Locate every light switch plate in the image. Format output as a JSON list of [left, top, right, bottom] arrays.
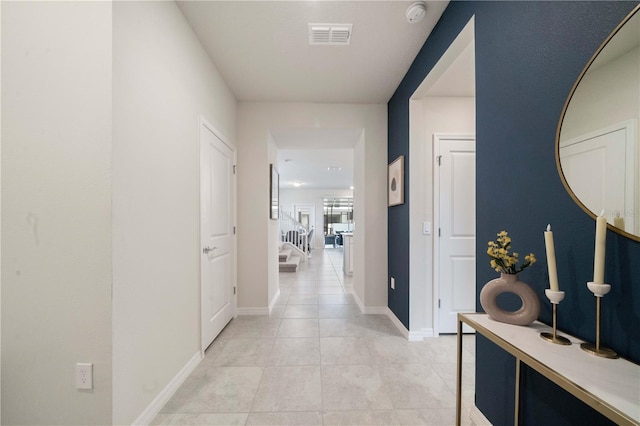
[[423, 222, 431, 235]]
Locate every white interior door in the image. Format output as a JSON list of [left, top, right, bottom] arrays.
[[200, 118, 235, 351], [294, 204, 314, 231], [560, 121, 636, 234], [435, 135, 476, 334]]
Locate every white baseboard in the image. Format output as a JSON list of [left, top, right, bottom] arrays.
[[407, 331, 423, 341], [385, 308, 409, 339], [344, 291, 436, 342], [362, 306, 388, 315], [470, 405, 492, 425], [268, 289, 281, 313], [348, 287, 365, 312], [350, 291, 401, 317], [422, 328, 435, 338], [408, 328, 435, 341], [236, 307, 269, 315], [132, 351, 202, 426], [349, 289, 387, 315]]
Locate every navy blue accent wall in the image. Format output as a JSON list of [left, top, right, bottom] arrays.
[[389, 1, 640, 424], [388, 1, 478, 330]]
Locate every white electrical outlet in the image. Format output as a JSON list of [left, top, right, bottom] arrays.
[[76, 363, 93, 390], [390, 277, 395, 290]]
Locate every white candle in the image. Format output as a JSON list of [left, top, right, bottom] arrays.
[[544, 224, 559, 291], [593, 210, 607, 284], [613, 211, 625, 230]]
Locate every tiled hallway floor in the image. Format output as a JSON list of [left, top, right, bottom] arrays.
[[153, 248, 476, 425]]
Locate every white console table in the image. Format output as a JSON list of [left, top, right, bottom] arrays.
[[456, 313, 640, 426]]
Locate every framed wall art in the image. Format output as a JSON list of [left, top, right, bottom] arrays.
[[270, 164, 279, 220], [388, 155, 404, 206]]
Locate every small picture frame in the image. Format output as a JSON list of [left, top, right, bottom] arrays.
[[388, 155, 404, 206], [270, 164, 279, 220]]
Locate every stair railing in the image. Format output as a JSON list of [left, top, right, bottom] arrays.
[[280, 211, 311, 256]]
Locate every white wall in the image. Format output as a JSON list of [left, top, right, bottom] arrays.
[[409, 97, 475, 334], [353, 134, 367, 304], [561, 47, 639, 141], [237, 103, 387, 310], [112, 2, 237, 424], [280, 188, 353, 250], [1, 2, 113, 424], [267, 134, 280, 309]]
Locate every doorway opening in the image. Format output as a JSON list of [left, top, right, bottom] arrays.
[[272, 131, 358, 253], [323, 197, 354, 248], [297, 207, 311, 229], [408, 17, 476, 338]]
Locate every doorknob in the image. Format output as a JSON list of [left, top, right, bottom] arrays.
[[203, 246, 217, 254]]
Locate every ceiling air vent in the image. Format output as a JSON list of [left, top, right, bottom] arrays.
[[308, 24, 352, 46]]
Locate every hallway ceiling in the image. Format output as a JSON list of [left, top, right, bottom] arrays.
[[273, 128, 361, 189], [178, 1, 457, 190], [177, 1, 449, 103], [278, 148, 354, 190]]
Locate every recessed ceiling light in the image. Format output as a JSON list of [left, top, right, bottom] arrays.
[[350, 186, 354, 190], [327, 166, 342, 172], [293, 182, 303, 187]]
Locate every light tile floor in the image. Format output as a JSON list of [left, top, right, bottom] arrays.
[[153, 248, 476, 425]]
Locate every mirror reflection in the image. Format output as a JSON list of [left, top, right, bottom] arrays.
[[558, 6, 640, 240]]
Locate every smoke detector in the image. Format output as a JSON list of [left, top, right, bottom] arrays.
[[308, 24, 352, 45], [406, 2, 427, 23]]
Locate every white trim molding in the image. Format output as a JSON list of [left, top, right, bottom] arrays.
[[408, 328, 435, 341], [385, 308, 409, 339], [421, 328, 435, 338], [362, 306, 389, 315], [349, 289, 388, 315], [408, 331, 423, 341], [351, 291, 408, 338], [470, 405, 492, 425], [348, 287, 364, 312], [268, 288, 281, 313], [236, 307, 270, 316], [132, 351, 202, 426]]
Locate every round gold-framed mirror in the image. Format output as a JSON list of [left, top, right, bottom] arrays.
[[557, 4, 640, 242]]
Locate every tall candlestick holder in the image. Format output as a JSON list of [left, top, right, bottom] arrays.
[[580, 282, 618, 359], [540, 289, 571, 345]]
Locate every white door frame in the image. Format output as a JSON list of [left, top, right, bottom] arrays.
[[294, 204, 315, 230], [432, 133, 475, 335], [198, 115, 237, 354], [294, 203, 315, 247]]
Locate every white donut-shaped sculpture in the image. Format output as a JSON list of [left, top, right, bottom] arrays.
[[480, 274, 541, 326]]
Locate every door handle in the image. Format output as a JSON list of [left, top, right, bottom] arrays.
[[203, 246, 217, 254]]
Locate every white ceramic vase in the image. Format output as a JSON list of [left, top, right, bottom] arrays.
[[480, 273, 540, 326]]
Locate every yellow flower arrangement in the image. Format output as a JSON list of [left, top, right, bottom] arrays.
[[487, 231, 536, 274]]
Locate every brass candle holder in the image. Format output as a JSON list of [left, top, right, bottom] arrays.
[[540, 289, 571, 345], [580, 282, 618, 359]]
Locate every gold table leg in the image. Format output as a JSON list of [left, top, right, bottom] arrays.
[[514, 358, 520, 426]]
